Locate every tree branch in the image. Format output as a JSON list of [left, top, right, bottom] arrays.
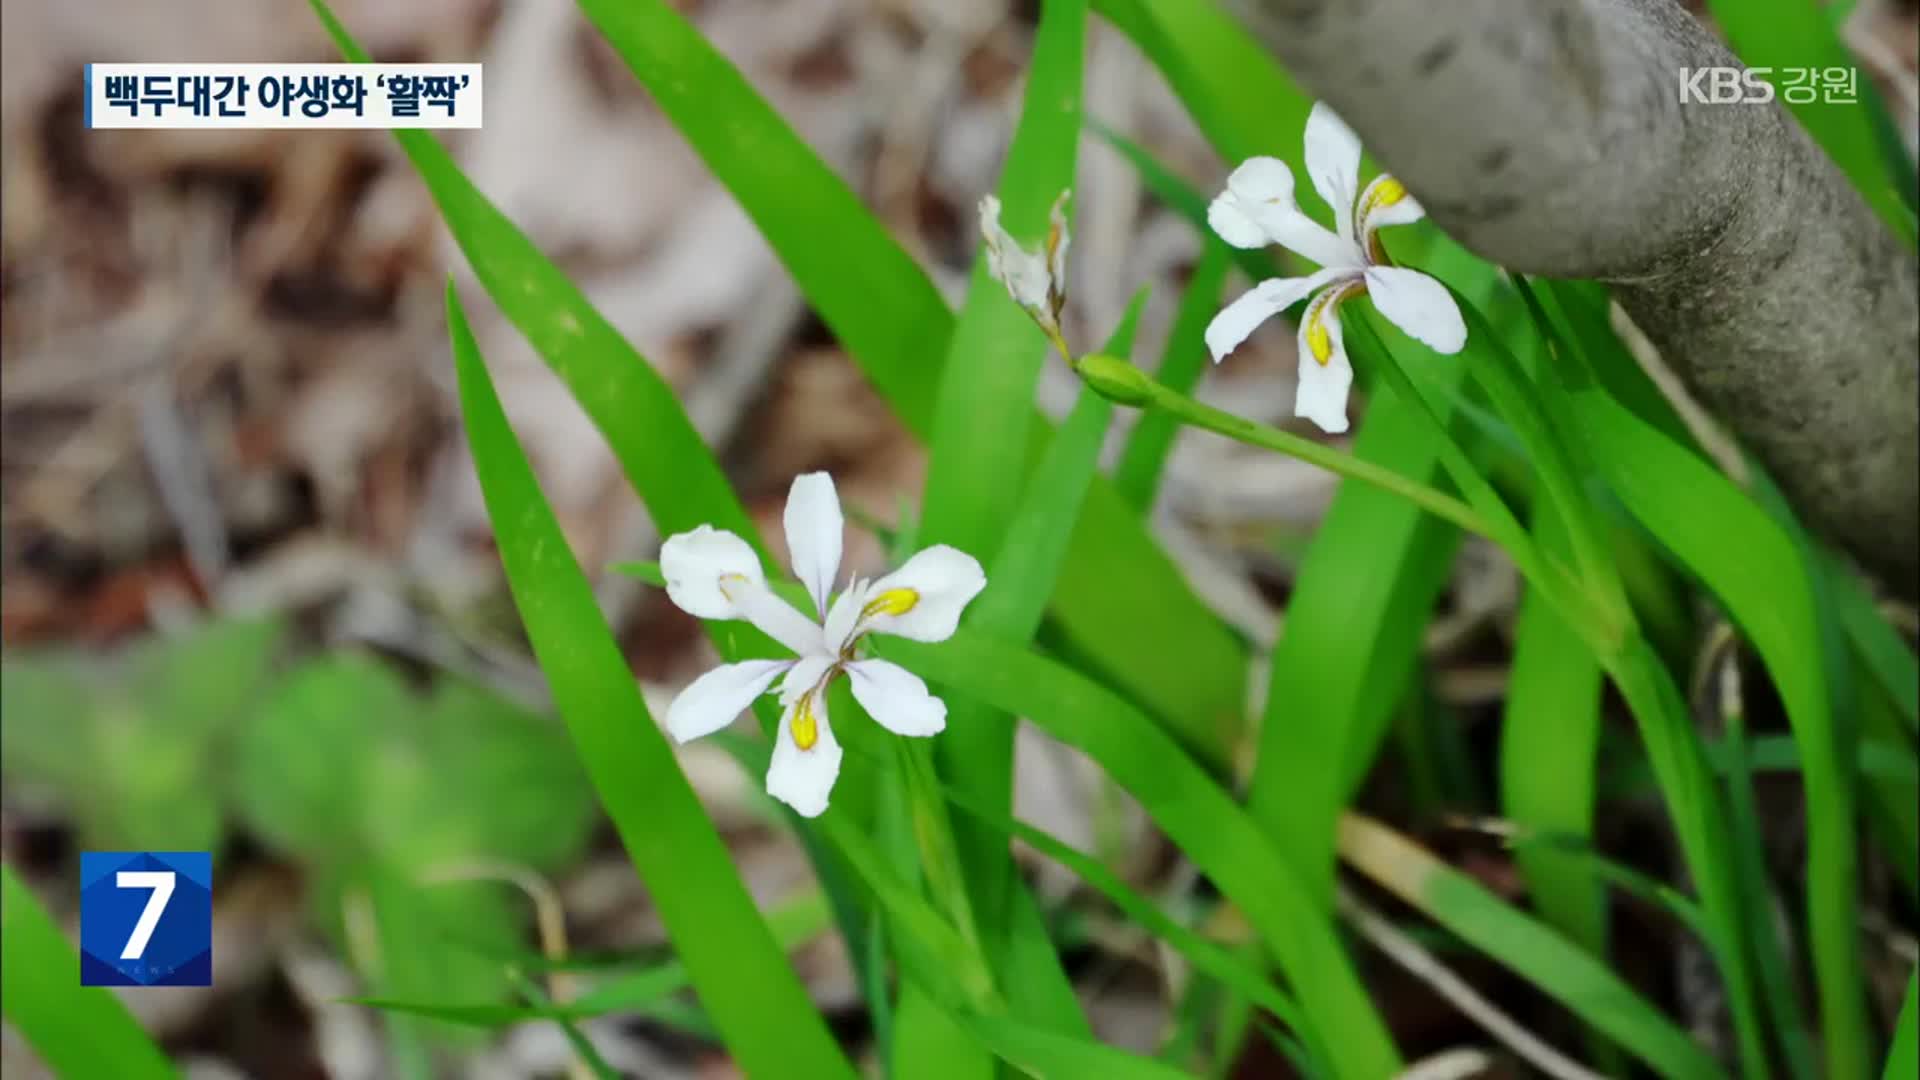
[[1231, 0, 1919, 593]]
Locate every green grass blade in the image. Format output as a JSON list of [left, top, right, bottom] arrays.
[[1244, 375, 1467, 910], [306, 0, 756, 551], [1503, 830, 1710, 939], [1836, 569, 1919, 734], [924, 292, 1150, 1047], [977, 291, 1146, 641], [1500, 516, 1609, 965], [867, 632, 1399, 1078], [1338, 816, 1724, 1080], [935, 779, 1308, 1042], [1350, 309, 1772, 1076], [1722, 668, 1821, 1080], [355, 890, 833, 1027], [958, 1015, 1198, 1079], [568, 0, 1246, 763], [509, 972, 623, 1080], [1, 864, 178, 1080], [568, 0, 945, 424], [1703, 0, 1915, 240], [1601, 732, 1920, 793], [443, 287, 856, 1080], [1887, 971, 1918, 1080], [1859, 675, 1920, 899], [919, 0, 1089, 944], [1113, 242, 1229, 512], [1567, 384, 1867, 1078], [1092, 0, 1311, 166], [1244, 243, 1507, 923]]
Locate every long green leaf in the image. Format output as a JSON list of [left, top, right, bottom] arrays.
[[1500, 515, 1609, 965], [1, 864, 178, 1080], [959, 1015, 1198, 1080], [306, 0, 756, 550], [1887, 970, 1918, 1080], [867, 633, 1398, 1078], [1245, 241, 1509, 923], [1836, 568, 1919, 734], [443, 286, 857, 1080], [919, 0, 1089, 963], [1092, 0, 1311, 166], [1567, 381, 1867, 1078], [1704, 0, 1915, 240], [1349, 306, 1773, 1076], [569, 0, 1246, 764], [936, 787, 1311, 1047], [980, 289, 1146, 661], [355, 889, 834, 1028], [873, 619, 1738, 1078], [904, 292, 1149, 1068], [1113, 242, 1229, 512], [1338, 816, 1723, 1080], [1722, 664, 1821, 1080]]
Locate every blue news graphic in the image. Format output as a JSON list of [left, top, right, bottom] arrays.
[[79, 851, 213, 987]]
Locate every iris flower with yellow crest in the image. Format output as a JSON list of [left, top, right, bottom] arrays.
[[659, 473, 985, 817], [1205, 103, 1466, 433]]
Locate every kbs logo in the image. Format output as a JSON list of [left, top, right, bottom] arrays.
[[78, 851, 213, 986], [1680, 67, 1777, 104]]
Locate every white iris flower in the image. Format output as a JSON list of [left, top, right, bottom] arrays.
[[1205, 102, 1466, 434], [659, 473, 986, 818]]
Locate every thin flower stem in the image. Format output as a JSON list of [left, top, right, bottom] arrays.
[[1071, 352, 1497, 542]]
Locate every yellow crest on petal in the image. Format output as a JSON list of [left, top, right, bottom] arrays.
[[792, 691, 820, 751], [860, 587, 919, 620]]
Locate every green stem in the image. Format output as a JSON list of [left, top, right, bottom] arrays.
[[1073, 352, 1497, 543]]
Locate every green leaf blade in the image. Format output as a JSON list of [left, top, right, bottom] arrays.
[[444, 286, 857, 1080], [2, 865, 178, 1080]]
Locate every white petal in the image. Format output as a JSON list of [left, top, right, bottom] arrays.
[[1365, 266, 1467, 354], [664, 659, 791, 744], [1204, 270, 1351, 364], [726, 581, 824, 657], [845, 659, 946, 737], [1207, 190, 1271, 250], [821, 578, 867, 655], [980, 194, 1051, 312], [778, 653, 836, 704], [1304, 102, 1363, 240], [766, 681, 842, 818], [660, 525, 763, 619], [861, 545, 987, 643], [1357, 174, 1425, 239], [1295, 294, 1355, 434], [1222, 156, 1360, 269], [783, 472, 843, 618], [1223, 156, 1296, 206]]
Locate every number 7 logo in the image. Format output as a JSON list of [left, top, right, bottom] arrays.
[[79, 851, 213, 986], [114, 870, 176, 960]]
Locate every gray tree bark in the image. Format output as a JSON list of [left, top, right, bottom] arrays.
[[1231, 0, 1919, 594]]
